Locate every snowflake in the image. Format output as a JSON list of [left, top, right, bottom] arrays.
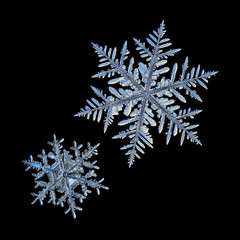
[[75, 21, 218, 167], [22, 134, 109, 218]]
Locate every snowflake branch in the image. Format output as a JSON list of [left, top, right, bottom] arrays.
[[145, 21, 167, 91], [31, 176, 62, 205], [67, 143, 99, 174], [128, 97, 149, 166], [150, 69, 218, 97], [92, 42, 145, 92], [149, 95, 202, 145], [75, 88, 144, 128]]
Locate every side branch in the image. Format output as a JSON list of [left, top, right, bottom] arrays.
[[149, 71, 218, 95], [148, 95, 202, 145], [92, 43, 145, 92], [74, 91, 144, 117]]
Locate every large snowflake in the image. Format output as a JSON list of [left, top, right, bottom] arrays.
[[22, 134, 108, 218], [75, 21, 218, 167]]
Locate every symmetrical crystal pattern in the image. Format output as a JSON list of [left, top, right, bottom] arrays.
[[23, 134, 108, 218], [75, 21, 218, 166]]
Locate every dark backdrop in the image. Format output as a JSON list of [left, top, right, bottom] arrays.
[[7, 1, 235, 238]]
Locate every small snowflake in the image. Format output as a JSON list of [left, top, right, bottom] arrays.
[[75, 21, 218, 167], [23, 134, 108, 218]]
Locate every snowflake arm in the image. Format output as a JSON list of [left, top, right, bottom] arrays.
[[150, 57, 218, 101], [74, 86, 144, 132]]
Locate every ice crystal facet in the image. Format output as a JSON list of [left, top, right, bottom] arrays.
[[75, 21, 218, 167], [22, 134, 108, 218]]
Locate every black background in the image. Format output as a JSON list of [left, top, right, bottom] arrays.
[[5, 1, 236, 238]]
